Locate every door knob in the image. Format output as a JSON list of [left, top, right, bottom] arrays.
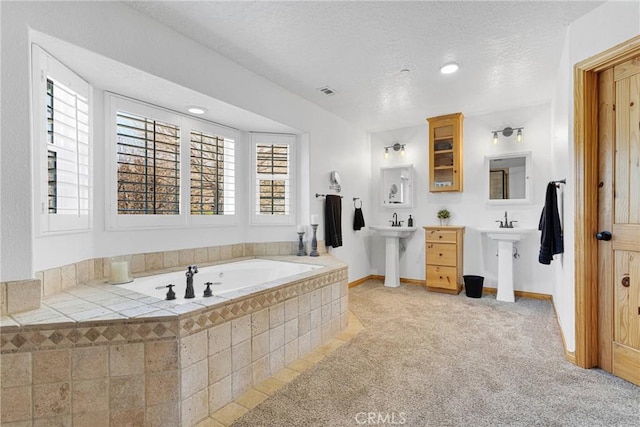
[[595, 231, 612, 241]]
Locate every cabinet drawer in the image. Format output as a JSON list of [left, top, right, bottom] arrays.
[[426, 266, 458, 289], [426, 243, 457, 266], [425, 229, 457, 243]]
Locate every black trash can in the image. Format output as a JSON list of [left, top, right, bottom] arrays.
[[463, 275, 484, 298]]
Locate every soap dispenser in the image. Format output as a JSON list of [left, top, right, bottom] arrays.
[[408, 215, 413, 227]]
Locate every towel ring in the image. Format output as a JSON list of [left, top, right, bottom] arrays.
[[353, 197, 362, 208]]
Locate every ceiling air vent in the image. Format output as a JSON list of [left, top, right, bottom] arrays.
[[318, 86, 337, 96]]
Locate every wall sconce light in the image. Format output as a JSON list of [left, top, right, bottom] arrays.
[[491, 127, 524, 145], [384, 142, 406, 158]]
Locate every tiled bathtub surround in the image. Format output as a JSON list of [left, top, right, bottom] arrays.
[[0, 240, 328, 315], [0, 255, 346, 425]]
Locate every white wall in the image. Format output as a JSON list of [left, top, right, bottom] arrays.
[[370, 103, 554, 294], [550, 0, 640, 353], [0, 2, 371, 282]]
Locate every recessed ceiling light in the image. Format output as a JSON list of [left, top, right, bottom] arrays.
[[440, 63, 459, 74], [187, 106, 207, 115]]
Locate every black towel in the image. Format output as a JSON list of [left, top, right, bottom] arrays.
[[353, 207, 365, 231], [325, 195, 343, 248], [538, 182, 564, 264]]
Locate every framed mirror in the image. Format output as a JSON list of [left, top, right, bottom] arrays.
[[381, 164, 413, 208], [485, 152, 531, 204]]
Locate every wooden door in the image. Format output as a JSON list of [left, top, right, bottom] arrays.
[[598, 56, 640, 385]]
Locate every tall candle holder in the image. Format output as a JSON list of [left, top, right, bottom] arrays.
[[297, 231, 306, 256], [309, 224, 319, 257]]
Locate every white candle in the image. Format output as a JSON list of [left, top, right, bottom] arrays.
[[311, 214, 320, 225], [110, 261, 130, 284], [297, 225, 305, 233]]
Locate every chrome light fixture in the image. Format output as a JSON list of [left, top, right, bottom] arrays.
[[384, 142, 406, 158], [491, 126, 524, 144]]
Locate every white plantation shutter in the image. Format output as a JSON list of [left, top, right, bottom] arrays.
[[190, 130, 235, 215], [33, 45, 91, 233], [48, 78, 90, 216], [251, 133, 295, 225]]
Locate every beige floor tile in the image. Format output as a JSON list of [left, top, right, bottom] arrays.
[[211, 402, 248, 426], [235, 388, 269, 410], [195, 416, 226, 427], [302, 350, 326, 364], [316, 341, 341, 355], [335, 330, 357, 341], [272, 367, 300, 383], [253, 377, 286, 396], [287, 358, 314, 373], [325, 338, 346, 351]]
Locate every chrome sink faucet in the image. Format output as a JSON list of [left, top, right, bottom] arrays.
[[389, 212, 404, 227], [496, 211, 518, 228]]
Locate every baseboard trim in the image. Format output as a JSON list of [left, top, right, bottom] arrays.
[[550, 295, 577, 365], [349, 275, 375, 288], [367, 275, 426, 286], [482, 287, 552, 301]]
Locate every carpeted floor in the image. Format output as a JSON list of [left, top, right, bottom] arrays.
[[232, 280, 640, 426]]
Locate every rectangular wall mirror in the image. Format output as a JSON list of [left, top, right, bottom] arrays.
[[485, 152, 531, 204], [381, 164, 413, 208]]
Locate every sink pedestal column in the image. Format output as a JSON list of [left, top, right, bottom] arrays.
[[496, 240, 515, 302], [383, 237, 401, 287]]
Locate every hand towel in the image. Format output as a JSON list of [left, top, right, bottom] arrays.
[[325, 195, 343, 248], [353, 207, 365, 231], [538, 182, 564, 264]]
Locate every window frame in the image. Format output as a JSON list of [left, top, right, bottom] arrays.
[[106, 94, 237, 230], [31, 44, 92, 235], [250, 133, 296, 226]]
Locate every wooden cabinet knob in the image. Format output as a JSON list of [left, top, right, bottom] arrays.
[[622, 276, 630, 288]]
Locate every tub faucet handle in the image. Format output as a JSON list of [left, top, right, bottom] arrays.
[[203, 282, 213, 298], [165, 284, 176, 301]]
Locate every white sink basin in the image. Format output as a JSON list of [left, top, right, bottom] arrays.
[[479, 228, 536, 242], [479, 227, 536, 302], [370, 225, 417, 238], [370, 225, 417, 287]]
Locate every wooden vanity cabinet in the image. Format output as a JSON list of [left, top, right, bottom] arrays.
[[424, 226, 464, 294], [427, 112, 463, 192]]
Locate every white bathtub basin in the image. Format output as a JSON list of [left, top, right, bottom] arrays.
[[117, 259, 321, 304]]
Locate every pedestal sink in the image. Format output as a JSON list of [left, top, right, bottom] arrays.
[[370, 226, 417, 287], [479, 228, 536, 302]]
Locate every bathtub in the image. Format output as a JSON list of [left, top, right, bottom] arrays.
[[117, 258, 322, 303]]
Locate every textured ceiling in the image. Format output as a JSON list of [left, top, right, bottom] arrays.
[[126, 1, 603, 132]]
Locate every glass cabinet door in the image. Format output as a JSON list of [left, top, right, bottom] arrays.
[[427, 113, 463, 192]]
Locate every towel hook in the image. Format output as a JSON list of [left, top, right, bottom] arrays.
[[353, 197, 362, 209]]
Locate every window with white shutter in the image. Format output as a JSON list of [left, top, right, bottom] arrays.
[[32, 45, 91, 234], [251, 133, 295, 225]]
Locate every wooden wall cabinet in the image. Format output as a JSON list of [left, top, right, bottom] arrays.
[[424, 226, 464, 294], [427, 112, 464, 192]]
